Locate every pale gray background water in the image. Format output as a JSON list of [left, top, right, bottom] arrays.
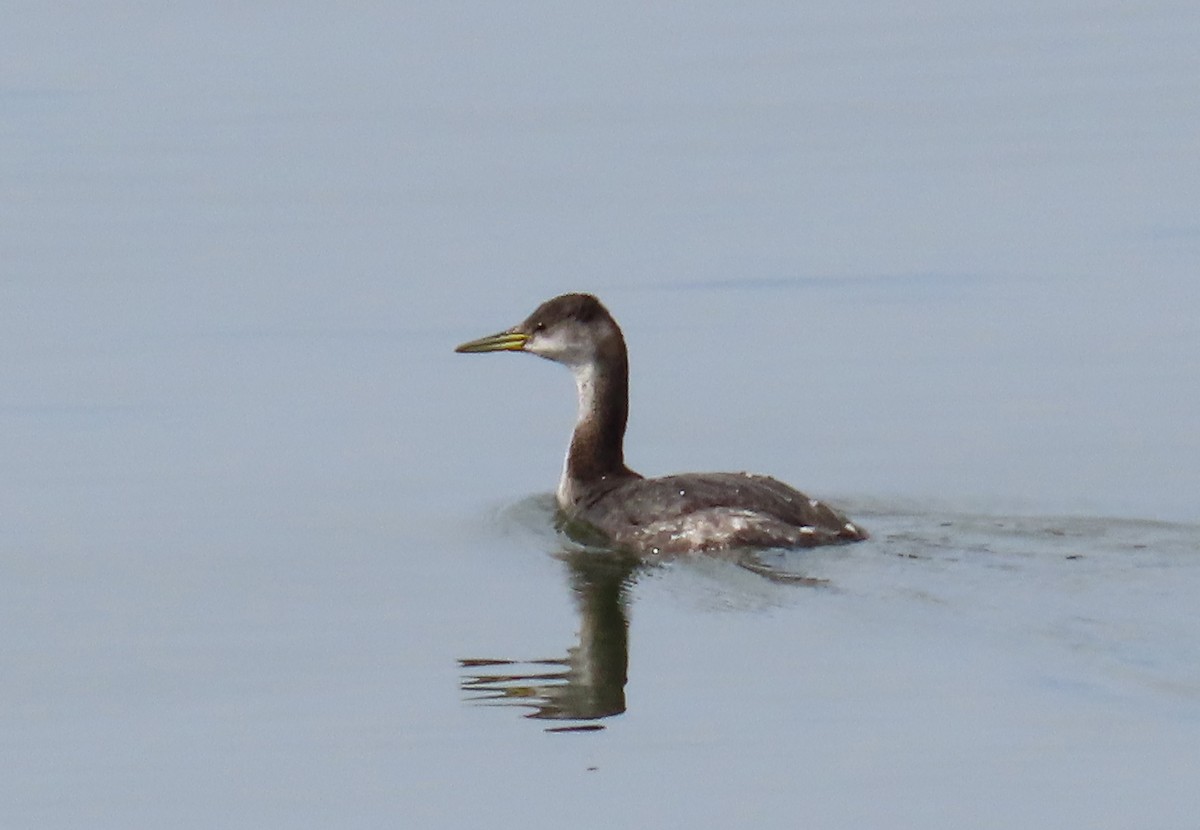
[[3, 3, 1198, 828]]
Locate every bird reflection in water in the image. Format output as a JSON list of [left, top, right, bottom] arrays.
[[459, 549, 638, 732], [459, 540, 827, 731]]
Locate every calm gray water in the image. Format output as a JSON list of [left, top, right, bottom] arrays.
[[3, 3, 1198, 828]]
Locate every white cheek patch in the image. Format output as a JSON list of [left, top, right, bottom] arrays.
[[527, 328, 590, 367], [526, 328, 567, 360]]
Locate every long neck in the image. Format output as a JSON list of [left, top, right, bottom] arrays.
[[558, 344, 640, 506]]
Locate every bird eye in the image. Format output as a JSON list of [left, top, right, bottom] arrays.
[[533, 321, 546, 332]]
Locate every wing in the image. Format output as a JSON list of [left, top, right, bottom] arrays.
[[574, 472, 866, 551]]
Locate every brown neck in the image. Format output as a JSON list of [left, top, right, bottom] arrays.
[[562, 339, 641, 501], [569, 368, 628, 480]]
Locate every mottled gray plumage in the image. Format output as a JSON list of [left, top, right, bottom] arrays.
[[571, 473, 864, 553]]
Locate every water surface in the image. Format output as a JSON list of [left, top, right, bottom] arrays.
[[3, 2, 1198, 828]]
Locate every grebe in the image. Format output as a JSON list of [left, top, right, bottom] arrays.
[[455, 293, 867, 553]]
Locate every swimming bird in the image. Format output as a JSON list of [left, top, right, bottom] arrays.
[[455, 293, 867, 553]]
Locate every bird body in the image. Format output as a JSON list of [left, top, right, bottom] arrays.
[[456, 293, 866, 553]]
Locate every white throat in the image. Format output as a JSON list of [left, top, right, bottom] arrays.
[[556, 361, 598, 508]]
